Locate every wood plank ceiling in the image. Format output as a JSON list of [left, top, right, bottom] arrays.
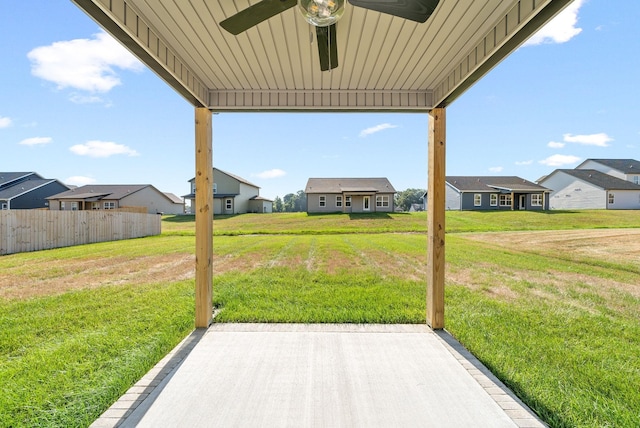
[[72, 0, 574, 111]]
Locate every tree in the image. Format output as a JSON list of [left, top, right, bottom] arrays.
[[273, 196, 283, 212], [294, 190, 307, 212], [282, 193, 296, 212], [395, 188, 426, 211]]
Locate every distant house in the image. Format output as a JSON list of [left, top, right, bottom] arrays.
[[576, 159, 640, 184], [184, 168, 272, 214], [47, 184, 184, 214], [0, 172, 70, 210], [305, 178, 396, 213], [538, 168, 640, 210], [445, 176, 550, 211]]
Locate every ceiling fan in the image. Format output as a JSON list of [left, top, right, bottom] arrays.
[[220, 0, 440, 71]]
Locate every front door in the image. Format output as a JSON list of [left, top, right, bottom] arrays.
[[363, 196, 370, 211], [519, 195, 526, 210]]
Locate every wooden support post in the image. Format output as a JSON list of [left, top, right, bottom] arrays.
[[195, 107, 213, 328], [427, 108, 446, 330]]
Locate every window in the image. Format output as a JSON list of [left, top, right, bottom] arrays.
[[376, 195, 389, 207], [71, 202, 78, 211], [608, 193, 614, 205], [474, 194, 482, 206], [1, 203, 7, 210], [104, 202, 116, 210], [226, 198, 232, 210], [634, 176, 639, 185], [490, 194, 498, 206], [319, 195, 326, 207], [499, 194, 512, 207], [531, 194, 542, 206], [213, 183, 217, 194], [336, 196, 342, 207], [345, 196, 351, 207], [61, 202, 66, 210], [92, 202, 100, 210], [192, 183, 196, 193]]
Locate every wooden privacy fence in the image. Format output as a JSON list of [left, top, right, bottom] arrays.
[[0, 210, 161, 255]]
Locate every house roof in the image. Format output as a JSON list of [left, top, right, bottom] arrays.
[[188, 168, 259, 189], [0, 172, 41, 188], [446, 176, 549, 193], [579, 159, 640, 174], [305, 178, 396, 194], [71, 0, 573, 111], [0, 179, 59, 200], [250, 196, 273, 202], [547, 169, 640, 191], [47, 185, 150, 201], [164, 192, 184, 204]]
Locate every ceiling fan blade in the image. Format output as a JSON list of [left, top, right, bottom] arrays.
[[220, 0, 297, 35], [348, 0, 440, 23], [316, 24, 338, 71]]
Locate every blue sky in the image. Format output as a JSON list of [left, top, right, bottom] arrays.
[[1, 1, 639, 202]]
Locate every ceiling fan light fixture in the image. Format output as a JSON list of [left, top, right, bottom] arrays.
[[298, 0, 345, 27]]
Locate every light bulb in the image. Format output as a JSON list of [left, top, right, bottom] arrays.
[[298, 0, 345, 27]]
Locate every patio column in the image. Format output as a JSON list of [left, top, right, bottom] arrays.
[[427, 108, 446, 329], [195, 107, 213, 328]]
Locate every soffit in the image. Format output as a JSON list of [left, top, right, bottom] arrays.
[[72, 0, 574, 111]]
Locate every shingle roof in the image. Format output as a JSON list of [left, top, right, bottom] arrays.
[[550, 169, 640, 190], [0, 172, 41, 188], [583, 159, 640, 174], [305, 178, 396, 194], [47, 185, 150, 200], [188, 168, 260, 188], [446, 176, 549, 192], [164, 192, 184, 204], [0, 179, 57, 199]]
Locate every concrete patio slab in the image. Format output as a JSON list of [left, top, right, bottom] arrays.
[[91, 324, 545, 428]]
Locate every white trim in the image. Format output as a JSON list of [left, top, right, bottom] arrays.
[[363, 196, 370, 211]]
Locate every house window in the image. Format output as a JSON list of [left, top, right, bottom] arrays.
[[474, 194, 482, 206], [1, 203, 7, 210], [213, 183, 217, 194], [225, 198, 232, 210], [71, 202, 78, 211], [92, 202, 100, 210], [61, 202, 66, 210], [319, 196, 326, 207], [499, 194, 512, 206], [104, 201, 115, 210], [531, 194, 542, 206], [608, 193, 614, 205], [634, 176, 639, 185], [376, 195, 389, 207], [345, 196, 351, 207], [336, 196, 342, 207], [490, 194, 498, 206]]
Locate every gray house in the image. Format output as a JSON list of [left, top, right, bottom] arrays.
[[445, 176, 550, 211], [305, 178, 396, 213], [576, 159, 640, 184], [184, 168, 272, 214], [0, 172, 70, 210], [538, 168, 640, 210], [47, 184, 184, 214]]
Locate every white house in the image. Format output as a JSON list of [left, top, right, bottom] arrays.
[[576, 159, 640, 184], [539, 168, 640, 210]]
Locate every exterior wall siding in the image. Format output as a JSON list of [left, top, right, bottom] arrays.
[[445, 185, 461, 210], [215, 172, 241, 195], [544, 173, 606, 209], [607, 190, 640, 209], [307, 193, 394, 213], [120, 187, 183, 214], [10, 182, 69, 210]]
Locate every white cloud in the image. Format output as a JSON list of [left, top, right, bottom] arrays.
[[19, 137, 52, 146], [548, 141, 565, 149], [539, 154, 581, 167], [524, 0, 583, 46], [359, 123, 398, 137], [65, 176, 97, 186], [69, 140, 139, 158], [489, 166, 503, 173], [254, 169, 286, 179], [515, 160, 533, 166], [69, 93, 104, 104], [563, 132, 613, 147], [0, 116, 11, 128], [28, 31, 143, 93]]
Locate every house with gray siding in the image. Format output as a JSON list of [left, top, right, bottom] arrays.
[[445, 176, 550, 211], [0, 172, 70, 210], [305, 178, 396, 213], [47, 184, 184, 214], [538, 168, 640, 210], [184, 168, 272, 214]]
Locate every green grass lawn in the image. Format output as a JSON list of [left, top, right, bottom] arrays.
[[1, 210, 639, 427]]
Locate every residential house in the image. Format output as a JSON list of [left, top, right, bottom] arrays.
[[445, 176, 550, 211], [0, 172, 70, 210], [184, 168, 272, 214], [538, 168, 640, 210], [575, 159, 640, 184], [305, 178, 396, 213], [47, 184, 184, 214]]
